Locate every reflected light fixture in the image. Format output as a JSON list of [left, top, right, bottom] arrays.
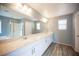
[[15, 3, 23, 11], [28, 8, 32, 13], [41, 18, 48, 23], [22, 5, 28, 11], [16, 3, 22, 8], [15, 3, 32, 16], [26, 8, 32, 16]]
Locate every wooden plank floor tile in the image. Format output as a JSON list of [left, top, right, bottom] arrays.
[[43, 43, 79, 56]]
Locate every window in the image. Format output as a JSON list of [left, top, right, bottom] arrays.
[[36, 22, 40, 30], [58, 19, 67, 30], [0, 20, 1, 33]]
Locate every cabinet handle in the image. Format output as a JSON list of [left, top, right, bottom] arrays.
[[34, 48, 35, 53], [32, 48, 35, 55]]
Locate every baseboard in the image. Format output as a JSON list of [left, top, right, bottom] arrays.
[[53, 41, 73, 47]]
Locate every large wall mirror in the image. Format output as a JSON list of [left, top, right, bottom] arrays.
[[0, 16, 44, 39]]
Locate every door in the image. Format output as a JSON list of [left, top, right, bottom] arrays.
[[75, 13, 79, 53]]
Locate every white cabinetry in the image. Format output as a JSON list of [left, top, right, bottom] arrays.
[[7, 33, 53, 56]]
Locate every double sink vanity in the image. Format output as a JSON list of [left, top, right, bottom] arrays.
[[0, 4, 53, 56], [0, 32, 53, 56]]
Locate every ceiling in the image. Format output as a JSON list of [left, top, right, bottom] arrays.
[[27, 3, 79, 19]]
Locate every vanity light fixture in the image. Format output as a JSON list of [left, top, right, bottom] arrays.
[[16, 3, 22, 8], [14, 3, 23, 12], [41, 18, 48, 23], [14, 3, 32, 17], [26, 8, 32, 16], [28, 8, 32, 13], [22, 5, 28, 11]]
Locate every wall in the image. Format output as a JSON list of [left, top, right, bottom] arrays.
[[46, 14, 74, 46]]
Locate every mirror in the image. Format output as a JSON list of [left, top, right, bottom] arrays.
[[0, 16, 24, 38], [9, 19, 24, 37], [0, 15, 43, 39]]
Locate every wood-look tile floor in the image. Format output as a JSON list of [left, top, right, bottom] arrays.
[[43, 43, 79, 56]]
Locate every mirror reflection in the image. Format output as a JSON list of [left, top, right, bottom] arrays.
[[0, 16, 42, 39]]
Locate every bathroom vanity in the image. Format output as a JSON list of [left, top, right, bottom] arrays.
[[0, 32, 53, 56], [0, 6, 53, 56]]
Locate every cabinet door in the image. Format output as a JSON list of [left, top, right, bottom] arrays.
[[31, 39, 43, 56], [34, 34, 53, 56], [45, 35, 52, 47], [48, 34, 53, 44]]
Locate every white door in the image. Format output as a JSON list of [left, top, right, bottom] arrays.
[[75, 12, 79, 53]]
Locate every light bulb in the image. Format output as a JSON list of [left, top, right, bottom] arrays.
[[28, 8, 32, 13], [16, 3, 22, 7], [22, 5, 28, 11], [26, 8, 32, 16], [41, 18, 48, 23]]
